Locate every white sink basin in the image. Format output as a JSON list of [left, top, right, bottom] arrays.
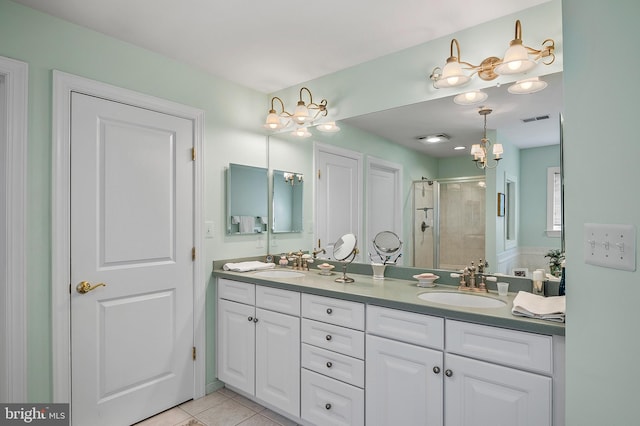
[[254, 270, 305, 279], [418, 292, 507, 308]]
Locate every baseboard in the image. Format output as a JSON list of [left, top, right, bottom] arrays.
[[206, 379, 225, 395]]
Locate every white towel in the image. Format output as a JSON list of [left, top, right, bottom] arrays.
[[222, 261, 276, 272], [239, 216, 255, 233], [231, 216, 240, 224], [512, 291, 566, 323]]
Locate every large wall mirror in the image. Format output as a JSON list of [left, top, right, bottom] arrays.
[[266, 71, 563, 276], [226, 163, 268, 234]]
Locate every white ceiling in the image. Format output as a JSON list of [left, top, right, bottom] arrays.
[[11, 0, 550, 94], [11, 0, 561, 155]]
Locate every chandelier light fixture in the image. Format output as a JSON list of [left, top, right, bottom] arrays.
[[471, 107, 503, 169], [264, 87, 336, 137], [429, 20, 555, 91]]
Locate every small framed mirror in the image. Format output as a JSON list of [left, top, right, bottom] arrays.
[[372, 231, 402, 265], [226, 163, 268, 234], [272, 170, 304, 233]]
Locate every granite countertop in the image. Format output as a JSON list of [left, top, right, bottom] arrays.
[[212, 266, 565, 337]]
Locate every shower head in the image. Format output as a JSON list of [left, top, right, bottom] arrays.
[[421, 177, 434, 186]]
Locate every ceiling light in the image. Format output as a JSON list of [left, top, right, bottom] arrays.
[[472, 107, 503, 169], [453, 90, 488, 105], [264, 87, 332, 131], [419, 134, 450, 143], [508, 77, 548, 94], [316, 121, 341, 132], [429, 20, 555, 88]]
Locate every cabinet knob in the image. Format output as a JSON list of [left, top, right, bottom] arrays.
[[326, 361, 333, 368], [325, 403, 332, 410], [253, 317, 259, 323], [433, 366, 441, 374], [445, 369, 453, 377], [326, 308, 333, 314], [247, 316, 253, 322], [325, 335, 332, 341]]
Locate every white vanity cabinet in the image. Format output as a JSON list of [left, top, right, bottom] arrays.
[[366, 306, 561, 426], [444, 320, 554, 426], [217, 279, 301, 418], [300, 294, 365, 426], [366, 305, 445, 426]]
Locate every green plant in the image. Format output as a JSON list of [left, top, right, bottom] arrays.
[[544, 249, 565, 276]]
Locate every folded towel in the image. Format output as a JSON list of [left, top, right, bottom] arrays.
[[512, 291, 566, 323], [239, 216, 255, 233], [223, 261, 276, 272]]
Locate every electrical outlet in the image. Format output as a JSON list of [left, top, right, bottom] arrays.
[[584, 223, 636, 271]]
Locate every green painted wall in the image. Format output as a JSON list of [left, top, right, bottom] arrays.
[[563, 1, 640, 424], [520, 144, 561, 248]]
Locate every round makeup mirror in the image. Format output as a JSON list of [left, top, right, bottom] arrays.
[[372, 231, 402, 264], [332, 233, 358, 283]]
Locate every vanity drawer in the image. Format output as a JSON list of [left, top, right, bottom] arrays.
[[302, 294, 365, 330], [302, 343, 365, 388], [256, 285, 300, 316], [218, 278, 255, 305], [446, 320, 553, 375], [302, 319, 365, 359], [367, 305, 444, 350], [301, 369, 364, 426]]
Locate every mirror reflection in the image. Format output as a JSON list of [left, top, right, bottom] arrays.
[[272, 170, 304, 233], [266, 71, 563, 277], [227, 163, 268, 234]]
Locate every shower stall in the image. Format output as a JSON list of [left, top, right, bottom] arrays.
[[413, 177, 486, 270]]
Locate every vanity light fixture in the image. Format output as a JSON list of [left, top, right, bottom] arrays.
[[453, 90, 488, 105], [507, 76, 548, 94], [284, 172, 304, 185], [429, 20, 555, 89], [264, 87, 330, 131], [471, 107, 503, 169]]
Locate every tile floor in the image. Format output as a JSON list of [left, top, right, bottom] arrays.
[[134, 388, 301, 426]]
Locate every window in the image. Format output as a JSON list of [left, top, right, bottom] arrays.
[[546, 166, 562, 237]]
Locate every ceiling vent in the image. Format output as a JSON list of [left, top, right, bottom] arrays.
[[521, 114, 550, 123]]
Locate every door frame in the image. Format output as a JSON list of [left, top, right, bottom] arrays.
[[51, 71, 205, 403], [0, 55, 28, 403]]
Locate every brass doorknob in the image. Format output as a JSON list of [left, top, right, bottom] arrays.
[[76, 281, 107, 294]]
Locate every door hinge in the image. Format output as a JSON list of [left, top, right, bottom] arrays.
[[192, 148, 196, 161], [192, 247, 196, 261], [192, 346, 196, 360], [317, 169, 321, 179]]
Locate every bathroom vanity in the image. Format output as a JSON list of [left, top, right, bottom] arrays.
[[214, 268, 565, 426]]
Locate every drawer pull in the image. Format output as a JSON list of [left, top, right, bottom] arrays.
[[325, 403, 332, 410], [445, 369, 453, 377], [326, 334, 332, 341], [326, 361, 333, 368], [247, 316, 253, 322], [433, 366, 441, 374], [326, 308, 333, 314]]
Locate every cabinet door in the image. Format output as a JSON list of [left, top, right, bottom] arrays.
[[255, 308, 300, 418], [444, 353, 552, 426], [366, 335, 443, 426], [217, 299, 255, 395]]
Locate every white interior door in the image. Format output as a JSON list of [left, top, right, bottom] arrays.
[[366, 158, 402, 264], [70, 92, 194, 425], [315, 144, 362, 258]]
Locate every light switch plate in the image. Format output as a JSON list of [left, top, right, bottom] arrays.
[[584, 223, 636, 271]]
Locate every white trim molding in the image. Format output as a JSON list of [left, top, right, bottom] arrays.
[[52, 71, 205, 403], [0, 55, 28, 403]]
